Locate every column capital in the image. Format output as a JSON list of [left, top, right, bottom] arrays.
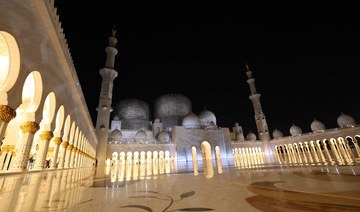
[[0, 105, 16, 123], [53, 137, 62, 145], [40, 131, 54, 141], [20, 121, 40, 134]]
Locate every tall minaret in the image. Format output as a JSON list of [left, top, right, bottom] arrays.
[[95, 29, 118, 167], [245, 64, 273, 162]]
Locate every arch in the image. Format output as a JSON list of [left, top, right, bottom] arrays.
[[68, 121, 76, 145], [112, 152, 118, 160], [345, 136, 355, 148], [201, 141, 212, 160], [40, 92, 56, 131], [0, 31, 20, 103], [54, 105, 65, 137], [3, 71, 42, 145], [62, 115, 71, 141], [17, 71, 43, 119]]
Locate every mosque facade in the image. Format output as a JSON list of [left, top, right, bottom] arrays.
[[0, 1, 359, 174], [97, 30, 360, 167], [104, 94, 233, 163]]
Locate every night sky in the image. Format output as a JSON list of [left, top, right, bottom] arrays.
[[54, 2, 360, 136]]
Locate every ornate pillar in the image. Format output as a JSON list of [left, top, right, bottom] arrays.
[[74, 149, 81, 168], [0, 105, 16, 144], [50, 137, 62, 169], [64, 144, 73, 168], [58, 140, 69, 169], [9, 121, 39, 172], [33, 131, 53, 170], [69, 146, 77, 168]]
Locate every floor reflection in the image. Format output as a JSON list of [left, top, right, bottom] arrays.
[[0, 161, 359, 211], [0, 168, 96, 211]]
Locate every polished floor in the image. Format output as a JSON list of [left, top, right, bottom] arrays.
[[0, 159, 360, 212]]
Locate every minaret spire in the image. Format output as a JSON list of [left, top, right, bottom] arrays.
[[245, 64, 269, 141], [245, 63, 273, 162], [95, 29, 119, 167]]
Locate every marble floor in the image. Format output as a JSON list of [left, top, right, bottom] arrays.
[[0, 159, 360, 212]]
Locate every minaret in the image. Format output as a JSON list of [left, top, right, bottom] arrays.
[[245, 64, 273, 162], [95, 29, 118, 167]]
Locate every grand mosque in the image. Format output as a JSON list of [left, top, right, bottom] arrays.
[[1, 1, 360, 211], [0, 0, 360, 172]]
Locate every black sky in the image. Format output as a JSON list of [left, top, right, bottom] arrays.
[[54, 2, 360, 136]]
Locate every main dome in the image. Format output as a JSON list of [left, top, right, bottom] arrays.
[[153, 94, 191, 119], [117, 99, 149, 120]]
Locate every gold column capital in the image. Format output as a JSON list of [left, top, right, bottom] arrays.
[[53, 137, 62, 145], [67, 144, 74, 150], [61, 141, 69, 148], [72, 147, 77, 152], [40, 131, 54, 141], [0, 105, 16, 123], [20, 121, 40, 134]]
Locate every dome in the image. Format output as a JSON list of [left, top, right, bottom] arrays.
[[337, 113, 356, 128], [182, 112, 201, 129], [310, 118, 326, 132], [134, 129, 147, 143], [113, 115, 120, 120], [157, 131, 170, 143], [117, 99, 149, 120], [246, 131, 257, 141], [272, 128, 283, 139], [235, 132, 245, 141], [290, 124, 302, 136], [110, 128, 122, 141], [199, 110, 216, 126], [154, 94, 191, 118]]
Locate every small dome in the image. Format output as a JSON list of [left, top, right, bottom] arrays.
[[113, 115, 120, 120], [290, 124, 302, 136], [246, 131, 257, 141], [110, 128, 122, 141], [337, 113, 356, 128], [157, 131, 170, 143], [235, 132, 245, 141], [134, 129, 147, 143], [182, 112, 201, 129], [154, 118, 161, 123], [272, 128, 283, 139], [199, 110, 216, 126], [310, 118, 326, 132]]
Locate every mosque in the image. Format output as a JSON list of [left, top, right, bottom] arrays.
[[0, 0, 360, 174], [1, 2, 360, 211]]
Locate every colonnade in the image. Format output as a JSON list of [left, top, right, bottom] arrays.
[[0, 31, 96, 173], [274, 136, 360, 165], [233, 147, 265, 168]]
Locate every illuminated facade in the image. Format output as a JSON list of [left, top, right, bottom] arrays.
[[0, 1, 359, 175], [0, 1, 97, 173]]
